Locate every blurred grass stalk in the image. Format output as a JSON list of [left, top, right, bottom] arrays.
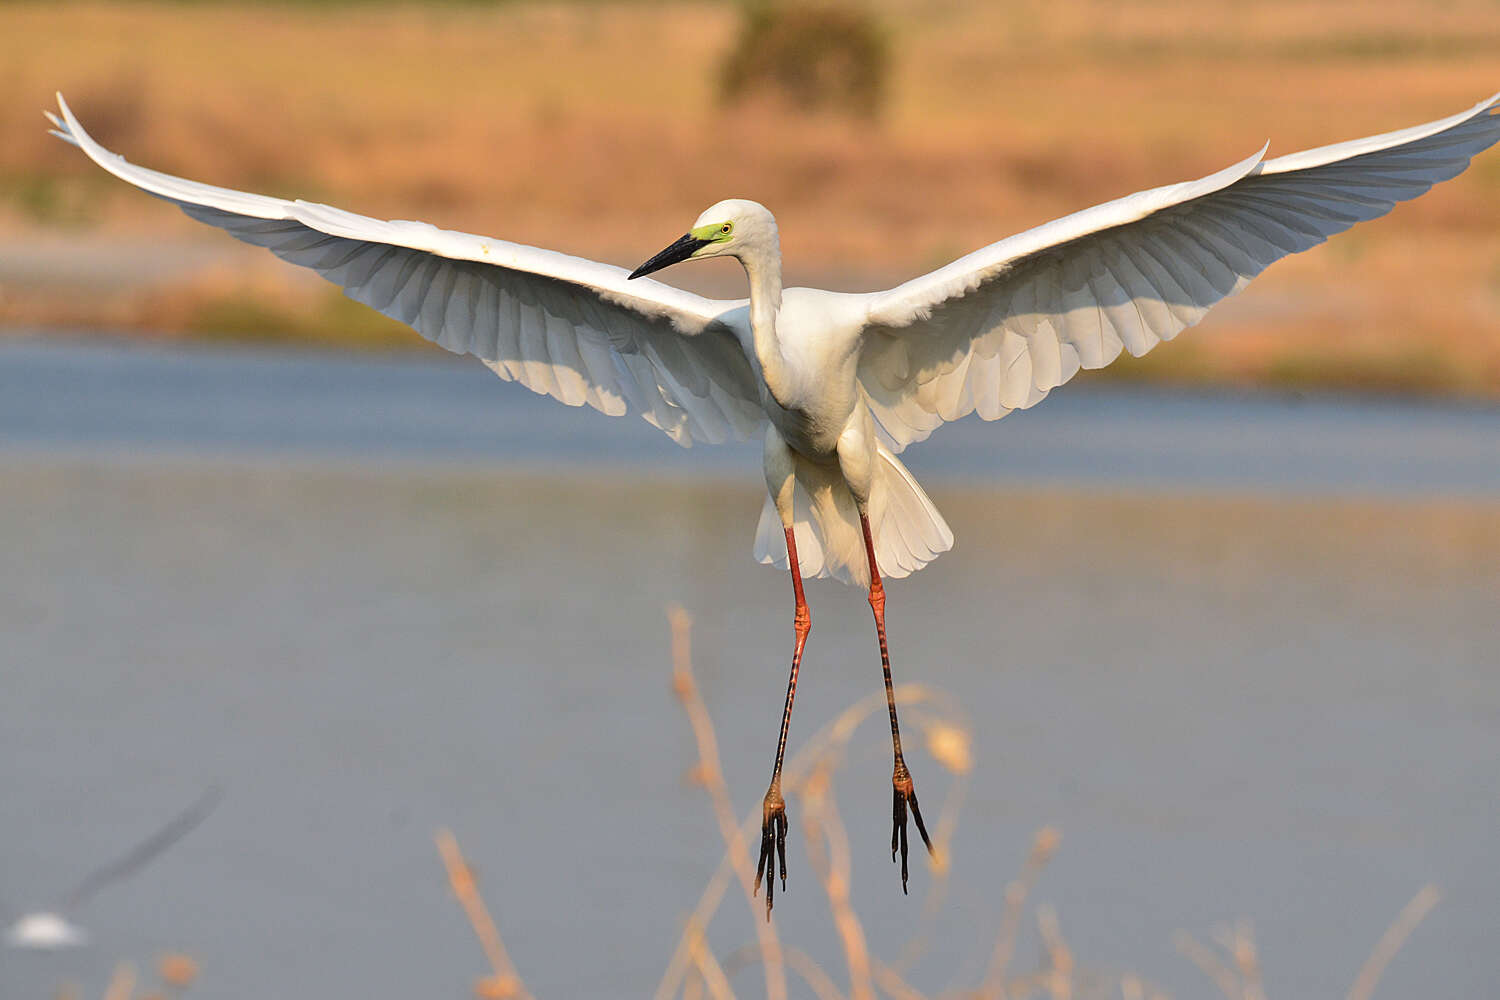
[[53, 605, 1442, 999], [430, 607, 1439, 1000], [54, 951, 199, 1000]]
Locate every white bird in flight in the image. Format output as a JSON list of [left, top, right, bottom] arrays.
[[4, 787, 221, 949], [47, 91, 1500, 913]]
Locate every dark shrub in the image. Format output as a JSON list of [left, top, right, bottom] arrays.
[[719, 3, 890, 118]]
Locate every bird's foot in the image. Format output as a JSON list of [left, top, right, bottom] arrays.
[[891, 762, 933, 894], [755, 782, 788, 919]]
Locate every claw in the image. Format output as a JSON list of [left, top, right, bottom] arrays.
[[892, 791, 901, 861], [776, 812, 788, 890], [756, 785, 788, 919], [892, 767, 934, 894]]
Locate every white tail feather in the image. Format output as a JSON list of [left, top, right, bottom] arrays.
[[753, 444, 954, 586]]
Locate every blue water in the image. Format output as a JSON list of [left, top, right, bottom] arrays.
[[3, 333, 1498, 494], [1, 334, 1497, 1000]]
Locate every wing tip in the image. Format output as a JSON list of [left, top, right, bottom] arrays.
[[1240, 139, 1272, 176], [46, 93, 88, 149], [44, 97, 78, 145]]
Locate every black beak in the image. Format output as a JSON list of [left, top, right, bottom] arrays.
[[628, 233, 709, 280]]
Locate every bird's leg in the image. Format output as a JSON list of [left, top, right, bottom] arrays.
[[756, 525, 810, 919], [859, 512, 933, 894]]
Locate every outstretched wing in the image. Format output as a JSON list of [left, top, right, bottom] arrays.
[[61, 787, 223, 912], [859, 91, 1500, 451], [48, 95, 763, 447]]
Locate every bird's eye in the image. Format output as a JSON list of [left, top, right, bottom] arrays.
[[721, 224, 733, 235]]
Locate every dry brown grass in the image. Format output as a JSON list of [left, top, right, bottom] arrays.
[[431, 607, 1442, 1000], [51, 950, 201, 1000], [2, 0, 1498, 394]]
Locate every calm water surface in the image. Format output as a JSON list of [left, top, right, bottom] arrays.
[[1, 336, 1497, 999]]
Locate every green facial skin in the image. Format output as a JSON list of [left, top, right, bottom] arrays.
[[689, 220, 735, 252]]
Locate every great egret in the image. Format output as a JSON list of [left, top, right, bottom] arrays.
[[4, 787, 220, 949], [47, 91, 1500, 912]]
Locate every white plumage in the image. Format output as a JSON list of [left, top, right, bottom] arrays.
[[46, 91, 1500, 585]]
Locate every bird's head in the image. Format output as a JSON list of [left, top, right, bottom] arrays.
[[628, 199, 778, 280]]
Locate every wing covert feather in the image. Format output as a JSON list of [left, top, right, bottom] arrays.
[[860, 91, 1500, 451], [48, 95, 763, 447]]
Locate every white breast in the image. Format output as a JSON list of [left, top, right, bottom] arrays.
[[761, 289, 871, 457]]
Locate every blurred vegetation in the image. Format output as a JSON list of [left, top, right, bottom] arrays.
[[180, 288, 420, 349], [45, 611, 1444, 999], [719, 2, 889, 118], [1, 0, 1497, 396], [420, 609, 1442, 1000], [53, 950, 199, 1000], [3, 173, 99, 227]]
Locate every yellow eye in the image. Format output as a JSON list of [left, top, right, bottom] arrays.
[[721, 223, 733, 235]]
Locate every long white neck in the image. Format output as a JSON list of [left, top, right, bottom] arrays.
[[741, 244, 788, 396]]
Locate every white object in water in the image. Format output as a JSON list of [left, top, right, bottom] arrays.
[[3, 787, 221, 950], [5, 912, 87, 950]]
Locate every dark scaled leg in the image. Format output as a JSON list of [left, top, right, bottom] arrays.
[[860, 512, 934, 893], [755, 525, 810, 919]]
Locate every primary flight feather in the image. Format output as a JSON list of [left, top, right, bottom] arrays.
[[47, 90, 1500, 910]]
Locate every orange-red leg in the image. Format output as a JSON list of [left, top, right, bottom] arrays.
[[860, 512, 933, 893], [755, 525, 810, 918]]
